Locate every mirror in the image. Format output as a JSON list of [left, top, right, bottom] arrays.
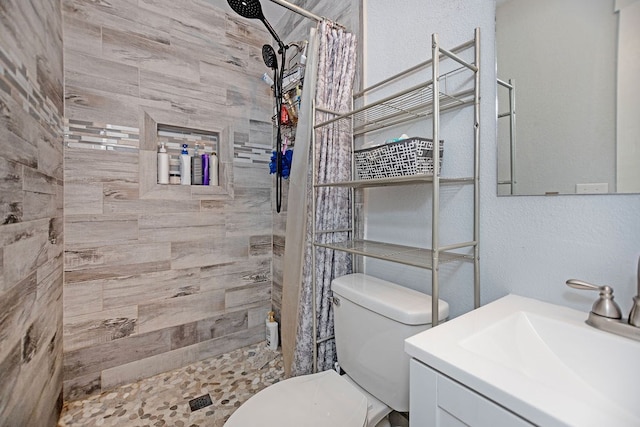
[[496, 0, 640, 195]]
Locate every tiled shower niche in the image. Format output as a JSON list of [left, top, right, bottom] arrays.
[[140, 113, 233, 201], [156, 124, 219, 186]]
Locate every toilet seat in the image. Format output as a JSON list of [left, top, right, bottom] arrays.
[[225, 369, 368, 427]]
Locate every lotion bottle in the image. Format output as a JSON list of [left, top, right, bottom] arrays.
[[265, 311, 278, 350], [157, 142, 169, 184], [180, 144, 191, 185]]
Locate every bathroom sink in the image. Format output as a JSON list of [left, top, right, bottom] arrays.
[[405, 294, 640, 427]]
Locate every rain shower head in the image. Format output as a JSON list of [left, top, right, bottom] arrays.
[[262, 44, 278, 69], [227, 0, 285, 50], [227, 0, 264, 20]]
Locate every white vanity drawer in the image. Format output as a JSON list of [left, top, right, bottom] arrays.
[[410, 359, 534, 427]]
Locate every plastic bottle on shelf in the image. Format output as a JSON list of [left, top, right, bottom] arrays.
[[265, 311, 278, 350], [191, 143, 203, 185], [157, 142, 169, 184], [202, 152, 210, 186], [209, 151, 219, 186], [180, 144, 191, 185]]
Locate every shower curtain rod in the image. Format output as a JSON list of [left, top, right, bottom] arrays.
[[266, 0, 341, 26]]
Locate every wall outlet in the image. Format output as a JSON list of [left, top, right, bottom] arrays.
[[576, 183, 609, 194]]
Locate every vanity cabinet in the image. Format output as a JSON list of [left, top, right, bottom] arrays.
[[310, 28, 481, 335], [410, 359, 534, 427]]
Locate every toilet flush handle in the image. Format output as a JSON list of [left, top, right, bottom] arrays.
[[330, 295, 341, 307]]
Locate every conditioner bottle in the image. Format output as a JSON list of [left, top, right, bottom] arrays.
[[157, 142, 169, 184]]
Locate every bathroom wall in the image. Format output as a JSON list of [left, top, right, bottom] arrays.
[[0, 0, 65, 425], [365, 0, 640, 318], [62, 0, 275, 400]]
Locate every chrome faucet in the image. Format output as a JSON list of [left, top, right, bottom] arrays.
[[565, 257, 640, 342]]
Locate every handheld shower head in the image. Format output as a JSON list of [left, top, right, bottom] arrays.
[[226, 0, 264, 20], [262, 44, 278, 70]]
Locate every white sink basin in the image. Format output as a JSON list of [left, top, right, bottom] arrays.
[[405, 294, 640, 427]]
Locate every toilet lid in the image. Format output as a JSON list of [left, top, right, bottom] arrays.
[[225, 369, 368, 427]]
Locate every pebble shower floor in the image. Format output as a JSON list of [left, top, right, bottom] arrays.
[[57, 342, 283, 427]]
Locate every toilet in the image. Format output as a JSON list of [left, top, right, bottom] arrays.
[[225, 273, 449, 426]]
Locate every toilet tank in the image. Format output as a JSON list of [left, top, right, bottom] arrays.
[[332, 273, 449, 412]]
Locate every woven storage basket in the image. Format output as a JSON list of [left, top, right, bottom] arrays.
[[354, 137, 444, 179]]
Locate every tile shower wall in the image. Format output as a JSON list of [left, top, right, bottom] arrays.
[[0, 0, 65, 425], [62, 0, 275, 400]]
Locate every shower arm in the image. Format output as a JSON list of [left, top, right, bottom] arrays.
[[261, 17, 287, 53]]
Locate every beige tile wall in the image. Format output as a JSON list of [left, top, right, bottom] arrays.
[[62, 0, 276, 400], [0, 0, 65, 425]]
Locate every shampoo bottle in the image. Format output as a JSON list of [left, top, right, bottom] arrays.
[[180, 144, 191, 185], [157, 142, 169, 184], [265, 311, 278, 350], [202, 153, 210, 186], [209, 152, 219, 186]]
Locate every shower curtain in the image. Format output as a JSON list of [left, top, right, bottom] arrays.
[[291, 20, 358, 376]]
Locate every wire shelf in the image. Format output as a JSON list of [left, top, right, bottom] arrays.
[[314, 239, 473, 270]]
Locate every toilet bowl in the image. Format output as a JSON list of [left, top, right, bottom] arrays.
[[224, 369, 369, 426], [225, 273, 449, 427]]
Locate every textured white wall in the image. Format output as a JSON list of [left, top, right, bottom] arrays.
[[364, 0, 640, 318]]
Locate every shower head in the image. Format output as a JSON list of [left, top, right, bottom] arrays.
[[227, 0, 264, 20], [262, 44, 278, 70], [227, 0, 286, 50]]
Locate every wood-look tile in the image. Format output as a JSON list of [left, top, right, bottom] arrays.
[[137, 289, 225, 334], [195, 309, 248, 342], [197, 325, 264, 360], [0, 97, 39, 169], [22, 192, 57, 222], [65, 52, 140, 98], [0, 156, 23, 225], [62, 281, 103, 318], [0, 272, 37, 362], [61, 15, 102, 55], [65, 241, 171, 271], [199, 255, 271, 292], [64, 182, 103, 215], [225, 282, 271, 311], [64, 260, 171, 284], [102, 27, 200, 82], [248, 304, 271, 328], [101, 267, 201, 310], [139, 69, 226, 111], [170, 321, 198, 350], [63, 328, 171, 379], [62, 371, 101, 402], [249, 234, 272, 256], [37, 132, 64, 181], [63, 305, 138, 353], [2, 230, 48, 290], [100, 343, 198, 392], [106, 198, 202, 216], [64, 146, 138, 185], [170, 236, 249, 270], [64, 216, 138, 247]]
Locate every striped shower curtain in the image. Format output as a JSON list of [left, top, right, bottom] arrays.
[[291, 20, 358, 376]]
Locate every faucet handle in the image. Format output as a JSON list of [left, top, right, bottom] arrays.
[[566, 279, 622, 319]]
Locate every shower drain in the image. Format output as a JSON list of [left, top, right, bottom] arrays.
[[188, 393, 213, 412]]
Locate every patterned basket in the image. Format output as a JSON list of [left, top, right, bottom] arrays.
[[354, 137, 444, 179]]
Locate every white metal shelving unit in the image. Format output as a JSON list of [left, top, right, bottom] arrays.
[[310, 29, 480, 369]]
